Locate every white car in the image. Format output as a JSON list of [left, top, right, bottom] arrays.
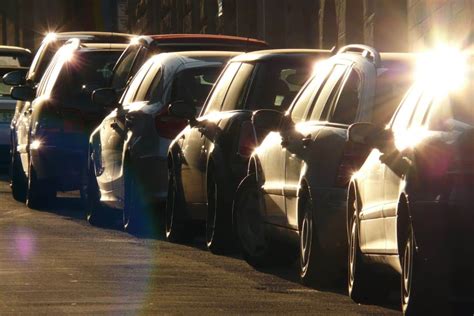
[[87, 51, 239, 233]]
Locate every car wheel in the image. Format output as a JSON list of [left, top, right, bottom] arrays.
[[234, 174, 273, 267], [26, 159, 55, 209], [165, 166, 192, 242], [206, 170, 234, 254], [299, 196, 324, 285], [401, 225, 431, 315], [84, 164, 107, 226], [10, 151, 27, 202]]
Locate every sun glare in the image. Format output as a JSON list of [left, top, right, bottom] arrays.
[[415, 45, 469, 93]]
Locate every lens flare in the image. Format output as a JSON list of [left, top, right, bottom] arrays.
[[415, 45, 468, 93], [43, 32, 57, 43]]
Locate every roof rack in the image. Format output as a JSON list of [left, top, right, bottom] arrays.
[[338, 44, 381, 67]]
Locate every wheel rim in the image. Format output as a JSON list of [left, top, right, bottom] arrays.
[[300, 202, 313, 275], [206, 180, 218, 246], [165, 172, 176, 238], [237, 185, 265, 256], [402, 229, 414, 312], [348, 197, 358, 293]]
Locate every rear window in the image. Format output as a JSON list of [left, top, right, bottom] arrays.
[[0, 53, 30, 67], [52, 50, 122, 100], [245, 60, 313, 111]]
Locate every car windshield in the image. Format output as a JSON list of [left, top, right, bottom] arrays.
[[245, 60, 314, 111]]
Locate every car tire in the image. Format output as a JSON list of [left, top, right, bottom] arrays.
[[206, 169, 234, 254], [10, 151, 27, 202], [26, 159, 55, 209], [299, 195, 330, 286], [84, 164, 108, 226], [233, 174, 274, 267], [165, 166, 192, 242], [123, 167, 145, 234], [347, 189, 385, 303], [401, 225, 431, 315]]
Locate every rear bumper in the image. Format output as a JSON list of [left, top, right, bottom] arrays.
[[30, 145, 86, 190]]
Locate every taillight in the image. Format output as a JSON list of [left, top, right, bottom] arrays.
[[155, 106, 187, 139], [237, 121, 257, 157], [336, 143, 370, 187]]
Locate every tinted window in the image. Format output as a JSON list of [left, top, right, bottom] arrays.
[[121, 59, 154, 104], [0, 53, 30, 67], [145, 67, 163, 103], [390, 86, 423, 132], [309, 64, 348, 121], [426, 90, 474, 131], [246, 61, 313, 111], [290, 63, 332, 123], [330, 69, 361, 125], [170, 66, 222, 112], [202, 62, 241, 115], [110, 45, 141, 90], [221, 63, 254, 112], [52, 51, 122, 100]]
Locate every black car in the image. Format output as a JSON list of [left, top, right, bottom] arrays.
[[167, 49, 329, 253], [10, 39, 126, 208]]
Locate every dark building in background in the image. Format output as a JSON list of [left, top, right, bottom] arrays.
[[0, 0, 472, 53]]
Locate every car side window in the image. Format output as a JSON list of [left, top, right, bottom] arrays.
[[309, 64, 348, 121], [110, 45, 140, 90], [221, 63, 255, 112], [202, 62, 241, 115], [145, 67, 163, 103], [330, 69, 362, 125], [121, 59, 154, 105], [390, 85, 423, 132], [289, 62, 333, 124]]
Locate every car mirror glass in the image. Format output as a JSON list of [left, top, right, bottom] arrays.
[[3, 70, 27, 86], [10, 86, 35, 101]]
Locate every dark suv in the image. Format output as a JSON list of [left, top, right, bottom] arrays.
[[166, 49, 329, 253], [10, 39, 126, 208]]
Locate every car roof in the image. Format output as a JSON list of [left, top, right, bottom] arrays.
[[134, 34, 268, 51], [230, 49, 332, 63], [0, 45, 31, 55], [50, 31, 133, 43], [148, 50, 240, 66], [79, 43, 129, 51]]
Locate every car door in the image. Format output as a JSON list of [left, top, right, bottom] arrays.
[[98, 59, 155, 207], [283, 62, 350, 229], [383, 87, 432, 254], [180, 62, 241, 213]]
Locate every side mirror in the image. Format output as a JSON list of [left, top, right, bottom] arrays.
[[92, 88, 118, 108], [3, 70, 27, 86], [11, 86, 35, 101], [348, 122, 392, 149], [169, 101, 196, 122]]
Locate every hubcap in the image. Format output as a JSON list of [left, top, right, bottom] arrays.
[[300, 203, 312, 274]]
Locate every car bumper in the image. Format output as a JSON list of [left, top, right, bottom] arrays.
[[30, 145, 86, 190]]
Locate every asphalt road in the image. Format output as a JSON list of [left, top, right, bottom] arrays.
[[0, 174, 400, 315]]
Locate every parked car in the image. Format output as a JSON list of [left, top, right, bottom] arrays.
[[166, 49, 329, 253], [5, 31, 131, 201], [87, 51, 239, 232], [108, 34, 268, 97], [232, 45, 415, 285], [0, 45, 31, 166], [9, 39, 126, 208], [347, 51, 474, 314]]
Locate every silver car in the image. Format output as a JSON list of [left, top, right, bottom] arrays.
[[0, 45, 31, 167], [87, 51, 239, 233]]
